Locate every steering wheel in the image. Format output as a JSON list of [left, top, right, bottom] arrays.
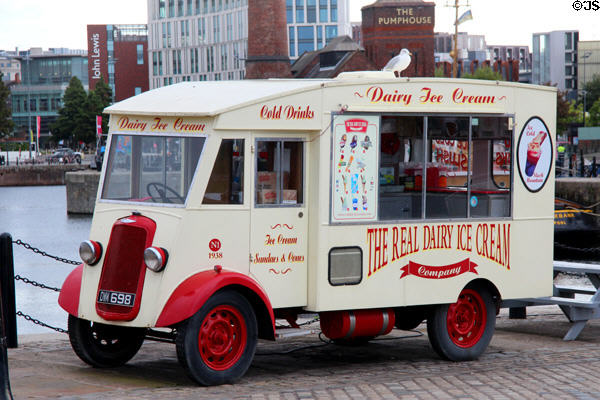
[[146, 182, 185, 203]]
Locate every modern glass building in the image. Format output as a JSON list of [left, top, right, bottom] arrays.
[[10, 49, 88, 137], [532, 30, 578, 98], [146, 0, 350, 88]]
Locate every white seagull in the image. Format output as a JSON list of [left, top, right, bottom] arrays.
[[382, 48, 412, 76]]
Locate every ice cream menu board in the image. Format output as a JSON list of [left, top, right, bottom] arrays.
[[517, 117, 552, 193], [331, 115, 379, 222]]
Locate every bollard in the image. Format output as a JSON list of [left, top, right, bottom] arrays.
[[0, 286, 13, 400], [0, 234, 17, 348]]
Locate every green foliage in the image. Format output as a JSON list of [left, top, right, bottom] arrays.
[[583, 75, 600, 111], [434, 66, 446, 78], [51, 76, 87, 145], [51, 76, 113, 146], [461, 66, 503, 81], [588, 98, 600, 127], [0, 72, 14, 138]]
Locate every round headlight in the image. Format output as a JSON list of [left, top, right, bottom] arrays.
[[79, 240, 102, 265], [144, 247, 168, 272]]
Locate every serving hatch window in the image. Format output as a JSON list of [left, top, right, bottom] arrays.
[[332, 114, 513, 223], [101, 134, 205, 204]]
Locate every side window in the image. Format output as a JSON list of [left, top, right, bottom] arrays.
[[203, 139, 244, 204], [470, 117, 512, 218], [379, 116, 423, 220], [427, 116, 470, 219], [256, 139, 303, 206]]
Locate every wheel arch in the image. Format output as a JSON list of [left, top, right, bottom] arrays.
[[58, 264, 84, 316], [155, 270, 275, 340], [465, 278, 502, 311]]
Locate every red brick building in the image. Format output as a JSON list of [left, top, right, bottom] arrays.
[[361, 0, 435, 77], [245, 0, 292, 79], [87, 25, 149, 101]]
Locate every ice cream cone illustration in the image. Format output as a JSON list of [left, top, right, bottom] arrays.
[[346, 155, 354, 172], [350, 135, 358, 150], [340, 134, 347, 149], [362, 195, 368, 210], [525, 131, 546, 177], [361, 175, 366, 192], [342, 175, 347, 193]]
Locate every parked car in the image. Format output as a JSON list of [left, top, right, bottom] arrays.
[[49, 148, 82, 164]]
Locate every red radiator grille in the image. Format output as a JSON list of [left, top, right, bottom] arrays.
[[96, 215, 156, 321]]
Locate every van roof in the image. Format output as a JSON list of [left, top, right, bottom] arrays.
[[104, 76, 556, 117], [104, 79, 328, 117]]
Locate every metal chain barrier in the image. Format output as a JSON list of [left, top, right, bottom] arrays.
[[8, 238, 78, 334], [12, 239, 79, 265], [14, 275, 61, 292], [15, 312, 67, 334]]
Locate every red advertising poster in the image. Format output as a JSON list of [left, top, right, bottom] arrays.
[[96, 115, 102, 137], [36, 116, 41, 139]]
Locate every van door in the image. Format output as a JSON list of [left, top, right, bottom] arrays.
[[250, 137, 308, 309]]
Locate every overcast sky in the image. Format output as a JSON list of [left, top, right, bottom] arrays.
[[1, 0, 599, 51]]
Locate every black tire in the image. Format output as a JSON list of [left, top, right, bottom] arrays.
[[427, 286, 495, 361], [75, 155, 82, 164], [395, 306, 425, 331], [176, 290, 258, 386], [68, 315, 146, 368]]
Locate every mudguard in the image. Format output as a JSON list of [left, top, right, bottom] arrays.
[[58, 264, 84, 316], [155, 269, 275, 336]]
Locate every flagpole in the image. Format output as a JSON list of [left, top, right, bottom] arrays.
[[453, 0, 458, 78]]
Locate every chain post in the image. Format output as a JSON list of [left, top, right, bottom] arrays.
[[0, 233, 17, 349]]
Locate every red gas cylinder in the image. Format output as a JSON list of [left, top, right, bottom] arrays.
[[319, 308, 395, 340]]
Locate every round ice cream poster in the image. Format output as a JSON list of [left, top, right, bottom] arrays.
[[517, 117, 552, 192], [331, 115, 379, 222]]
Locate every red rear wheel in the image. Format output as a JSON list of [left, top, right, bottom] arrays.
[[198, 305, 247, 370], [427, 285, 496, 361], [446, 289, 486, 348]]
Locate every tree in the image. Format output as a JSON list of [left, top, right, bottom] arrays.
[[588, 98, 600, 127], [461, 66, 503, 81], [0, 72, 14, 138], [51, 76, 88, 145], [583, 74, 600, 112]]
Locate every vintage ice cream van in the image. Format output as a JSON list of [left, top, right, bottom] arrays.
[[59, 73, 556, 385]]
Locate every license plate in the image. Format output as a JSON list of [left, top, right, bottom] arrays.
[[97, 290, 135, 307]]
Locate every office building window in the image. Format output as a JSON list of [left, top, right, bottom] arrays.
[[195, 0, 200, 14], [325, 25, 337, 43], [169, 0, 175, 17], [307, 0, 316, 22], [286, 0, 293, 22], [153, 52, 158, 75], [317, 24, 323, 49], [289, 27, 295, 57], [331, 0, 337, 22], [198, 17, 206, 43], [319, 0, 328, 22], [296, 0, 304, 23], [297, 26, 314, 54], [178, 0, 184, 16], [137, 44, 144, 65], [30, 99, 37, 112], [187, 0, 193, 15], [159, 0, 166, 18], [213, 15, 220, 42]]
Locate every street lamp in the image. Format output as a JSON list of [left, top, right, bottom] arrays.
[[582, 51, 592, 127]]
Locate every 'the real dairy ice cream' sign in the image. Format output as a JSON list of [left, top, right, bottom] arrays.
[[517, 117, 552, 193]]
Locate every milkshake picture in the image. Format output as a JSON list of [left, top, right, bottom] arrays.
[[525, 131, 546, 177]]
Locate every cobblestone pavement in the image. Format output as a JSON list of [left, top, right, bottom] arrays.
[[7, 309, 600, 399]]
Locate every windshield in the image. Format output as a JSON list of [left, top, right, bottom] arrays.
[[101, 134, 206, 204]]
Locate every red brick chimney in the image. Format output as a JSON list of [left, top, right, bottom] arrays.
[[245, 0, 292, 79]]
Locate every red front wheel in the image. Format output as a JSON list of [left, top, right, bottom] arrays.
[[427, 286, 496, 361], [176, 290, 258, 386]]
